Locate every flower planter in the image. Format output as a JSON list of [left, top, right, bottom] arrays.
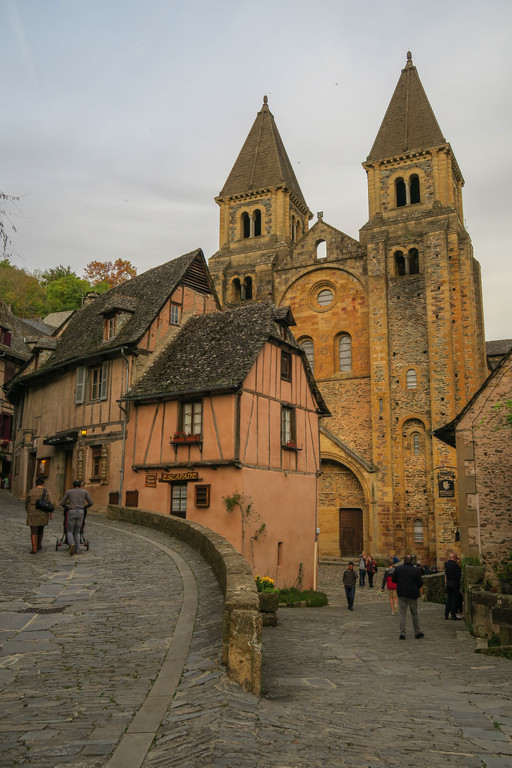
[[171, 434, 202, 444], [258, 591, 279, 626]]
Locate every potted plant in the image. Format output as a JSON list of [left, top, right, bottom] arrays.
[[255, 576, 279, 623], [493, 554, 512, 594]]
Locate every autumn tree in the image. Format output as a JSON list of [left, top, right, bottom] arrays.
[[83, 258, 137, 287], [0, 261, 45, 317]]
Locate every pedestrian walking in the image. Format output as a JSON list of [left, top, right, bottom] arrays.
[[444, 552, 462, 621], [366, 555, 377, 588], [392, 554, 424, 640], [382, 558, 398, 614], [25, 478, 54, 554], [358, 552, 367, 587], [60, 480, 93, 555], [343, 561, 357, 610]]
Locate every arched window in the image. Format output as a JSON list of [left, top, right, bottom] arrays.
[[232, 278, 241, 303], [406, 369, 417, 389], [413, 518, 424, 543], [242, 213, 250, 239], [316, 240, 327, 259], [395, 177, 406, 207], [409, 248, 419, 274], [300, 338, 314, 372], [412, 432, 420, 455], [291, 217, 296, 242], [410, 174, 420, 204], [395, 251, 406, 276], [243, 276, 253, 300], [338, 334, 352, 372], [253, 209, 261, 237]]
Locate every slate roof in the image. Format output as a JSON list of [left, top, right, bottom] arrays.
[[0, 300, 38, 362], [486, 339, 512, 357], [218, 97, 310, 212], [367, 52, 446, 162], [127, 302, 330, 415], [24, 249, 212, 373], [43, 310, 75, 330]]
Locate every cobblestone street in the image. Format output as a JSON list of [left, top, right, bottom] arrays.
[[1, 491, 511, 768]]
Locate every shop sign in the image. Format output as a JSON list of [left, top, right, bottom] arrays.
[[160, 470, 199, 483], [145, 472, 158, 487]]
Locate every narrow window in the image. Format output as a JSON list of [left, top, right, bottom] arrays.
[[0, 328, 12, 347], [291, 217, 296, 242], [253, 209, 261, 237], [232, 278, 241, 303], [194, 485, 210, 508], [244, 276, 253, 300], [170, 303, 180, 325], [281, 350, 292, 382], [410, 174, 420, 204], [413, 518, 424, 543], [91, 446, 102, 478], [104, 314, 117, 340], [277, 541, 283, 566], [412, 432, 420, 455], [395, 177, 406, 207], [182, 401, 202, 436], [316, 240, 327, 260], [0, 413, 12, 441], [281, 406, 296, 445], [409, 248, 420, 275], [242, 212, 250, 239], [395, 251, 406, 276], [4, 361, 15, 384], [171, 483, 188, 518], [338, 334, 352, 372], [300, 339, 314, 373], [406, 369, 417, 390]]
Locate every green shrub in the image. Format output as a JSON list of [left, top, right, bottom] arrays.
[[278, 588, 328, 607], [461, 555, 482, 566]]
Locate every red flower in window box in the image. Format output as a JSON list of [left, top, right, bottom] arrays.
[[171, 432, 202, 444]]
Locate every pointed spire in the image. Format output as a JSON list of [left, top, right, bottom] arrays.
[[367, 52, 445, 161], [219, 97, 308, 209]]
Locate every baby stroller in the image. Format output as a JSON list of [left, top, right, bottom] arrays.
[[55, 507, 90, 551]]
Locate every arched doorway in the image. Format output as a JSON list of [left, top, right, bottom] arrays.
[[318, 459, 366, 558]]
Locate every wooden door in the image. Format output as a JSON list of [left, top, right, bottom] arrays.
[[339, 508, 363, 556]]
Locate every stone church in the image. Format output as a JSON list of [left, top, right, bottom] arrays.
[[208, 52, 488, 566]]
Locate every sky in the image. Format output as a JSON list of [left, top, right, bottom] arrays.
[[1, 0, 511, 340]]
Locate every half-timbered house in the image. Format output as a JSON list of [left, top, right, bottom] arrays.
[[122, 302, 330, 588]]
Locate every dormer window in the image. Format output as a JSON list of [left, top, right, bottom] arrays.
[[104, 314, 117, 340], [0, 327, 12, 347]]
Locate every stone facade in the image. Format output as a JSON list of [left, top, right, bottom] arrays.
[[209, 54, 488, 567]]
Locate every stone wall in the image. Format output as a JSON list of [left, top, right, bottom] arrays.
[[106, 505, 262, 695]]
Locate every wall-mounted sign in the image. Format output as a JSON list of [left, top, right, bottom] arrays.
[[76, 447, 85, 482], [145, 472, 158, 487], [160, 470, 199, 483], [438, 477, 455, 497]]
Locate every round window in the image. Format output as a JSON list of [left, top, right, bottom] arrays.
[[317, 289, 334, 307]]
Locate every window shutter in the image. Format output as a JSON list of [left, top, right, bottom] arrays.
[[100, 361, 109, 400], [75, 367, 86, 404]]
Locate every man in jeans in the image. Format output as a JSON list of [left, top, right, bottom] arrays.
[[342, 561, 357, 611], [392, 554, 424, 640], [60, 480, 93, 555]]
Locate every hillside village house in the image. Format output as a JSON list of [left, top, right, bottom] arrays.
[[6, 250, 218, 505], [121, 302, 329, 589]]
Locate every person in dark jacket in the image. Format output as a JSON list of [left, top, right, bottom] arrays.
[[444, 553, 462, 620], [392, 554, 424, 640], [342, 561, 357, 610]]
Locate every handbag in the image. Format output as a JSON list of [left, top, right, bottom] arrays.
[[35, 488, 55, 514]]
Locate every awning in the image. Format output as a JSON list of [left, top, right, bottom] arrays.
[[43, 430, 78, 446]]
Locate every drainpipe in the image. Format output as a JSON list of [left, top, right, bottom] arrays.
[[118, 348, 130, 504]]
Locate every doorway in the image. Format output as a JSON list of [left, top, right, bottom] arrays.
[[339, 508, 363, 556]]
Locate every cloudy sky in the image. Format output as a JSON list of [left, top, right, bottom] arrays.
[[1, 0, 511, 340]]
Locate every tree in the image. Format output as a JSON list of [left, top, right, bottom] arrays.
[[41, 265, 76, 285], [45, 275, 93, 313], [0, 193, 19, 258], [0, 261, 45, 317], [83, 259, 137, 287]]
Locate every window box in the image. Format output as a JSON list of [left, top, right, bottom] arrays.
[[282, 442, 301, 451], [171, 432, 202, 444]]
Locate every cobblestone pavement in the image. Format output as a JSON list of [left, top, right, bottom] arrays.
[[1, 491, 511, 768]]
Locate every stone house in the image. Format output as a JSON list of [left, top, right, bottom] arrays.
[[6, 250, 219, 507], [208, 52, 488, 566], [434, 346, 512, 571], [121, 302, 329, 589]]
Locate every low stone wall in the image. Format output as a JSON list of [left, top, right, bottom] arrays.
[[466, 588, 512, 646], [422, 572, 445, 603], [106, 505, 262, 694]]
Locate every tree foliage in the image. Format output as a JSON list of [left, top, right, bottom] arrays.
[[41, 265, 76, 285], [83, 258, 137, 287], [0, 261, 46, 317], [45, 275, 93, 313]]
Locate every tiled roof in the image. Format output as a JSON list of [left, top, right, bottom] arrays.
[[43, 310, 74, 329], [367, 53, 445, 162], [218, 97, 309, 211], [127, 302, 329, 414], [486, 339, 512, 356], [31, 250, 212, 372], [0, 300, 37, 362]]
